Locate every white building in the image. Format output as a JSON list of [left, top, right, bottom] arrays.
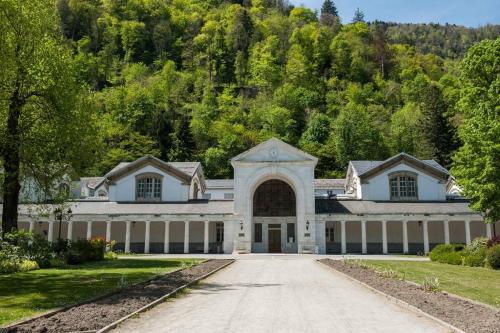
[[10, 138, 498, 254]]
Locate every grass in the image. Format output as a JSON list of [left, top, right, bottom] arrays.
[[0, 258, 202, 326], [367, 260, 500, 307]]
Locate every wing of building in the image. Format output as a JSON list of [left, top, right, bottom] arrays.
[[7, 138, 497, 255]]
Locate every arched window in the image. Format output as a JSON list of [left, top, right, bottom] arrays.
[[98, 190, 107, 197], [389, 172, 418, 201], [136, 173, 162, 201]]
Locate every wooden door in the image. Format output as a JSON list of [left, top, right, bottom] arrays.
[[268, 229, 281, 253]]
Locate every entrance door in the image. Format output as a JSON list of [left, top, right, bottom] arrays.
[[268, 229, 282, 253]]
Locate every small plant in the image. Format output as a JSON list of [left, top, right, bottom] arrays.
[[117, 275, 130, 289], [422, 276, 440, 292], [104, 251, 118, 260], [19, 260, 40, 272], [376, 268, 399, 279]]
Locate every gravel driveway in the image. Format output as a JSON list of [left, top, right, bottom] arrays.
[[112, 257, 447, 333]]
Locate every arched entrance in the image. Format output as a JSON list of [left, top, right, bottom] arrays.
[[252, 179, 297, 253]]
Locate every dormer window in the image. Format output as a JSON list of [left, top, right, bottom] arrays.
[[136, 173, 162, 201], [389, 171, 418, 201]]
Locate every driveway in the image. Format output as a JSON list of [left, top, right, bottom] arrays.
[[112, 257, 447, 333]]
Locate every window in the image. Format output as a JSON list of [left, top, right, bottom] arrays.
[[224, 193, 234, 200], [216, 222, 224, 242], [325, 226, 334, 242], [136, 174, 162, 201], [389, 172, 418, 201], [89, 189, 95, 197], [287, 223, 295, 243], [98, 190, 107, 197], [254, 223, 262, 243], [202, 193, 211, 200]]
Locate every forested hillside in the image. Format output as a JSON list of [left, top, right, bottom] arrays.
[[55, 0, 500, 178]]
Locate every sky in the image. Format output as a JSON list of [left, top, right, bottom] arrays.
[[289, 0, 500, 27]]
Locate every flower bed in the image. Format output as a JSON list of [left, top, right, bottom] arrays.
[[319, 259, 500, 333]]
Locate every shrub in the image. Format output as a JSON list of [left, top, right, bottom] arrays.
[[19, 260, 39, 272], [0, 241, 22, 274], [422, 276, 440, 292], [486, 244, 500, 270], [29, 234, 55, 268], [429, 244, 465, 265], [462, 237, 488, 267], [67, 238, 105, 264], [487, 235, 500, 248], [49, 257, 67, 268]]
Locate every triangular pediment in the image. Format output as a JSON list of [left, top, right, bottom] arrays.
[[231, 138, 318, 164]]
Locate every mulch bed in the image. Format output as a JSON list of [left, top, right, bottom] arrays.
[[319, 259, 500, 333], [4, 259, 233, 333]]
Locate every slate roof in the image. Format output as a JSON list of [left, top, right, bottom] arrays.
[[168, 162, 201, 177], [350, 154, 449, 178], [80, 177, 105, 189], [15, 200, 234, 216], [314, 179, 345, 189], [315, 199, 476, 215], [205, 179, 234, 189]]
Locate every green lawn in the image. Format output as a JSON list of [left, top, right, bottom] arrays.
[[368, 260, 500, 307], [0, 258, 202, 326]]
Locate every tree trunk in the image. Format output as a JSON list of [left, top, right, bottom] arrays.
[[2, 91, 22, 234]]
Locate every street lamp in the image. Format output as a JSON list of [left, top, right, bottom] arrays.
[[55, 207, 73, 241]]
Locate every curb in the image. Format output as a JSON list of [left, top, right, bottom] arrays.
[[316, 260, 466, 333], [96, 259, 235, 332]]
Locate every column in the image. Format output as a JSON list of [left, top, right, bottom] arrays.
[[47, 221, 54, 242], [125, 221, 131, 253], [443, 219, 450, 244], [184, 221, 190, 254], [144, 220, 151, 254], [341, 221, 346, 254], [361, 220, 367, 254], [163, 221, 170, 254], [486, 223, 493, 239], [204, 221, 210, 254], [106, 221, 112, 242], [423, 220, 429, 254], [464, 219, 471, 245], [67, 220, 73, 241], [381, 220, 388, 254], [402, 220, 408, 254], [86, 221, 92, 240], [29, 221, 35, 233]]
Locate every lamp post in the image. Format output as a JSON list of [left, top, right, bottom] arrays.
[[55, 207, 73, 242]]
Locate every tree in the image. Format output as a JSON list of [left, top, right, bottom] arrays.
[[321, 0, 338, 17], [452, 39, 500, 223], [419, 82, 458, 166], [0, 0, 96, 233], [352, 8, 365, 23]]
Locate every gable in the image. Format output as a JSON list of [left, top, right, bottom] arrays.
[[358, 154, 449, 183], [231, 138, 318, 164], [106, 155, 191, 184]]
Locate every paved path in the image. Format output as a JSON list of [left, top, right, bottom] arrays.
[[112, 258, 446, 333]]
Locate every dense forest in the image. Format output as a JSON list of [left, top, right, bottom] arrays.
[[50, 0, 499, 179]]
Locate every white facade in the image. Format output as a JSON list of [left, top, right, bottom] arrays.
[[9, 138, 496, 255]]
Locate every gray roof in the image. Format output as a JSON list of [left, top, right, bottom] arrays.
[[350, 155, 449, 177], [315, 199, 477, 215], [15, 200, 233, 216], [80, 177, 105, 189], [168, 162, 201, 177], [107, 162, 131, 175], [314, 179, 345, 189], [205, 179, 234, 189]]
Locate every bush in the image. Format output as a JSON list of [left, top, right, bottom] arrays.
[[462, 237, 488, 267], [29, 234, 55, 268], [19, 260, 39, 272], [486, 244, 500, 270], [429, 244, 465, 265], [104, 251, 118, 260], [67, 238, 105, 264], [487, 235, 500, 248], [0, 241, 22, 274], [49, 257, 67, 268]]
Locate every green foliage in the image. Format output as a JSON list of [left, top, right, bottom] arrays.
[[429, 244, 465, 265], [18, 260, 40, 272], [486, 244, 500, 270], [6, 0, 496, 182], [462, 237, 488, 267], [452, 39, 500, 222], [67, 238, 106, 264]]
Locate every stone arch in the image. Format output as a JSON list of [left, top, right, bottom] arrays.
[[253, 179, 296, 217]]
